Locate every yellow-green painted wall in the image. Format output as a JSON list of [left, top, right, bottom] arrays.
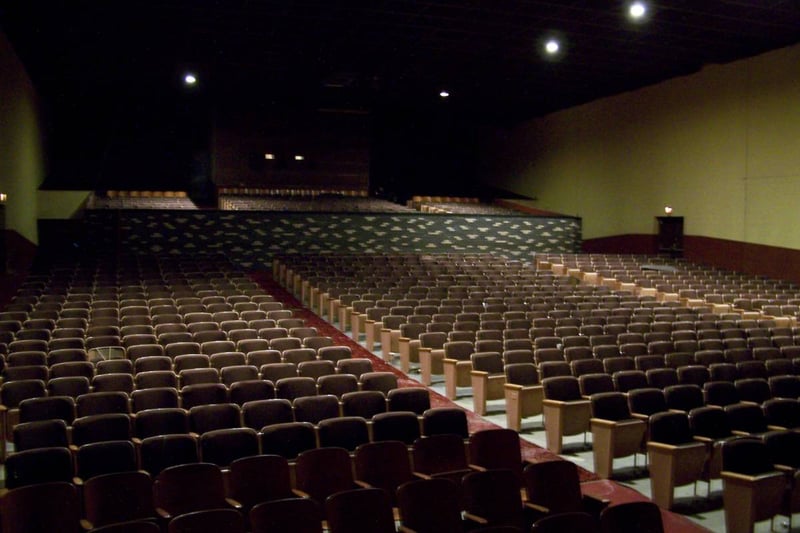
[[37, 191, 92, 220], [0, 31, 45, 245], [488, 44, 800, 248]]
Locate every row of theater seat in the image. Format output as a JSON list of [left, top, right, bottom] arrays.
[[521, 371, 800, 452], [0, 362, 427, 454], [583, 387, 800, 532], [2, 424, 666, 533], [6, 404, 477, 482], [514, 379, 800, 518], [0, 337, 355, 381], [218, 195, 413, 213], [278, 250, 797, 315]]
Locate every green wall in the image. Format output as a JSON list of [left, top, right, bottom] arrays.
[[0, 31, 45, 245], [487, 44, 800, 248], [37, 191, 92, 220]]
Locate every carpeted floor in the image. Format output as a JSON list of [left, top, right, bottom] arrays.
[[251, 271, 713, 533]]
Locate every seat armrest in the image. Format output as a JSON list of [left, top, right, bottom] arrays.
[[545, 398, 590, 408], [523, 501, 550, 514], [647, 441, 706, 453], [462, 511, 489, 525], [720, 470, 785, 483], [225, 497, 243, 510], [590, 418, 618, 428]]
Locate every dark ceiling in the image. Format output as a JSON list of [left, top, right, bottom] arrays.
[[4, 0, 800, 119]]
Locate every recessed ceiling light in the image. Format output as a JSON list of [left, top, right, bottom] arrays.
[[264, 153, 275, 160], [294, 155, 305, 161], [184, 73, 197, 85], [439, 90, 450, 98], [544, 39, 560, 55], [629, 1, 647, 20]]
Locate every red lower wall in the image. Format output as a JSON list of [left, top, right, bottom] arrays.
[[583, 234, 800, 284]]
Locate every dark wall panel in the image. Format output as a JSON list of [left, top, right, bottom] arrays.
[[86, 211, 581, 269]]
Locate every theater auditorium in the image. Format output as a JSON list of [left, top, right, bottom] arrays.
[[2, 2, 800, 532]]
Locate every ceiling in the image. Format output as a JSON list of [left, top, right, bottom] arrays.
[[3, 1, 800, 121]]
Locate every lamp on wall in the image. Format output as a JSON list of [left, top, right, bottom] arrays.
[[0, 193, 7, 203], [663, 205, 673, 215]]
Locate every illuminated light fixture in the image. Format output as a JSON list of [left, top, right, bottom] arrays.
[[294, 155, 305, 161], [629, 1, 647, 19], [439, 90, 450, 98], [544, 39, 560, 55], [0, 193, 6, 203], [183, 73, 197, 86], [264, 153, 275, 160], [664, 205, 673, 215]]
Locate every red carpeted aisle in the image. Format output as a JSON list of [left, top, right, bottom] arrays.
[[251, 271, 712, 533]]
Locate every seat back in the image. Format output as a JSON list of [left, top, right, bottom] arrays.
[[259, 421, 317, 459], [396, 478, 463, 533], [461, 468, 524, 528], [468, 428, 524, 484], [82, 471, 156, 528], [167, 508, 246, 533], [0, 482, 81, 533], [294, 447, 355, 511], [523, 460, 584, 514], [325, 488, 396, 533], [412, 433, 469, 476], [228, 454, 293, 512], [4, 446, 75, 489], [249, 497, 323, 533], [599, 501, 664, 533], [75, 440, 138, 481], [153, 462, 227, 517], [199, 427, 260, 467]]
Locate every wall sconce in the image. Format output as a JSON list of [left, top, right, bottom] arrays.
[[664, 205, 673, 215], [0, 193, 7, 204]]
